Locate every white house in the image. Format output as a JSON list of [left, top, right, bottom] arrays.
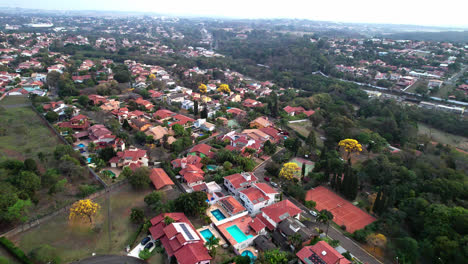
[[181, 100, 194, 110], [224, 172, 258, 197], [239, 183, 280, 215]]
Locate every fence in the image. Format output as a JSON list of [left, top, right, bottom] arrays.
[[0, 179, 128, 239]]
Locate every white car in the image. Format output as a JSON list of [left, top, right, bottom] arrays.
[[309, 210, 318, 217], [270, 182, 278, 188]]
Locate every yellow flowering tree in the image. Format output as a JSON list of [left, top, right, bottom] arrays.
[[338, 138, 362, 160], [279, 162, 300, 181], [366, 233, 387, 253], [217, 84, 230, 94], [69, 199, 100, 223], [149, 73, 156, 80], [199, 83, 207, 94]]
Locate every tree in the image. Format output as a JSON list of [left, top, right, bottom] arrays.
[[164, 216, 175, 225], [138, 248, 152, 260], [366, 233, 387, 253], [201, 106, 208, 119], [217, 84, 230, 94], [5, 199, 32, 223], [289, 233, 303, 252], [87, 142, 96, 153], [306, 131, 317, 150], [23, 158, 37, 172], [263, 140, 276, 155], [46, 71, 61, 88], [338, 138, 362, 162], [317, 209, 333, 236], [301, 163, 306, 178], [223, 161, 233, 170], [172, 124, 185, 137], [204, 235, 220, 257], [69, 199, 100, 223], [45, 111, 59, 122], [279, 162, 300, 181], [305, 200, 316, 209], [194, 100, 199, 116], [98, 147, 116, 162], [199, 83, 207, 94], [134, 131, 147, 145], [130, 208, 145, 224], [9, 171, 41, 198], [128, 167, 151, 189], [173, 191, 208, 216], [284, 137, 301, 155], [77, 95, 89, 107], [114, 70, 130, 83], [144, 191, 164, 212], [261, 249, 289, 264]]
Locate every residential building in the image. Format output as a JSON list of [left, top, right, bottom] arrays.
[[239, 183, 280, 215], [149, 168, 175, 190], [296, 241, 351, 264], [256, 199, 302, 230], [224, 172, 258, 197]]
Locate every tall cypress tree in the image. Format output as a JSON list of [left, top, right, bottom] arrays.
[[194, 100, 199, 116]]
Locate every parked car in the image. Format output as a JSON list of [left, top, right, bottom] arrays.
[[144, 242, 154, 250], [141, 236, 150, 245], [309, 210, 318, 217], [264, 177, 270, 182], [270, 182, 278, 188]]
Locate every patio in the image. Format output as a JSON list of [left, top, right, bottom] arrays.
[[196, 225, 227, 247]]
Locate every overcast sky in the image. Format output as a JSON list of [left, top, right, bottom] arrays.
[[3, 0, 468, 28]]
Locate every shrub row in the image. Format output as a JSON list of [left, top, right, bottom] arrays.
[[0, 237, 33, 264]]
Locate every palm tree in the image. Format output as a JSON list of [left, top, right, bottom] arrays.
[[204, 235, 220, 258], [288, 233, 303, 252], [317, 209, 334, 236]]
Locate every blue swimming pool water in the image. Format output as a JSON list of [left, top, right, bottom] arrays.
[[200, 229, 214, 240], [87, 157, 92, 163], [211, 209, 226, 221], [226, 225, 253, 243], [241, 250, 256, 262], [77, 143, 85, 148], [206, 165, 218, 171]]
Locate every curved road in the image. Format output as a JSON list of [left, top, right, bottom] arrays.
[[71, 255, 146, 264]]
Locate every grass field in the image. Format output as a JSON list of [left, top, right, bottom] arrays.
[[0, 96, 62, 162], [287, 120, 324, 147], [418, 122, 468, 151], [11, 185, 162, 263]]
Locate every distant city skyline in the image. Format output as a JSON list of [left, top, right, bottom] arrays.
[[3, 0, 468, 28]]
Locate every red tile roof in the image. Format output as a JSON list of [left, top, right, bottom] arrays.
[[224, 173, 257, 189], [219, 196, 246, 215], [283, 105, 305, 114], [149, 168, 174, 190], [190, 143, 212, 156], [254, 182, 278, 194], [154, 109, 175, 119], [249, 216, 266, 232], [174, 242, 212, 264], [261, 199, 301, 224], [241, 187, 269, 205], [296, 241, 351, 264]]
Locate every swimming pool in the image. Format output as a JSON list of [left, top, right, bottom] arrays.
[[241, 250, 256, 262], [77, 143, 86, 148], [200, 229, 214, 240], [226, 225, 253, 243], [211, 209, 226, 221], [103, 170, 116, 178], [87, 157, 92, 163], [206, 165, 218, 171]]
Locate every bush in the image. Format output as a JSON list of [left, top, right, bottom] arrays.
[[29, 244, 61, 264], [195, 134, 210, 142], [341, 225, 347, 231], [126, 224, 143, 248], [78, 184, 98, 197], [130, 208, 145, 224], [0, 237, 33, 264], [138, 248, 153, 260]]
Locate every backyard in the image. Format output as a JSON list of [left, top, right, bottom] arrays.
[[287, 120, 324, 147], [11, 184, 163, 263], [418, 122, 468, 151]]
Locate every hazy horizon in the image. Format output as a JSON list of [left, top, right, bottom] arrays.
[[2, 0, 468, 28]]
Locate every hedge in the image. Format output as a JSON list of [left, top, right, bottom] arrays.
[[0, 237, 33, 264], [126, 224, 144, 248]]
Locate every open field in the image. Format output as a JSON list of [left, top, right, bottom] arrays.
[[287, 120, 324, 147], [11, 185, 161, 263], [0, 96, 62, 162], [418, 122, 468, 151]]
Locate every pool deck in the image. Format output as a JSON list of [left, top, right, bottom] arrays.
[[240, 246, 258, 258], [196, 225, 227, 246], [216, 215, 257, 247], [206, 203, 230, 225]]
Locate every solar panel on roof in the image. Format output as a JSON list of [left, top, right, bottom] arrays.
[[306, 252, 326, 264], [180, 223, 194, 240], [258, 197, 265, 202], [221, 199, 234, 213]]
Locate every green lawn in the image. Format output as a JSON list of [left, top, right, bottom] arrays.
[[0, 95, 29, 106], [12, 185, 157, 263], [0, 99, 62, 162], [288, 120, 324, 147], [0, 246, 21, 264], [418, 122, 468, 151]]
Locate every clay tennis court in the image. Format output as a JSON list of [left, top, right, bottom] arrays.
[[306, 186, 376, 233]]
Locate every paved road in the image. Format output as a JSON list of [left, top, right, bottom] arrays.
[[253, 160, 383, 264], [72, 255, 146, 264]]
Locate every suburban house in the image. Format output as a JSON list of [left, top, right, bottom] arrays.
[[256, 199, 302, 230], [194, 119, 216, 132], [149, 213, 212, 264], [58, 114, 90, 130], [296, 241, 351, 264], [109, 148, 148, 169], [224, 172, 258, 197], [88, 94, 107, 105], [278, 218, 318, 248], [226, 107, 247, 117], [179, 164, 205, 187], [171, 155, 203, 169], [153, 109, 175, 120], [100, 99, 120, 111], [134, 97, 154, 110], [189, 144, 213, 158], [249, 116, 273, 129], [149, 168, 175, 190], [145, 125, 170, 142], [283, 106, 315, 117], [242, 98, 263, 108], [239, 183, 280, 215], [207, 195, 248, 225]]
